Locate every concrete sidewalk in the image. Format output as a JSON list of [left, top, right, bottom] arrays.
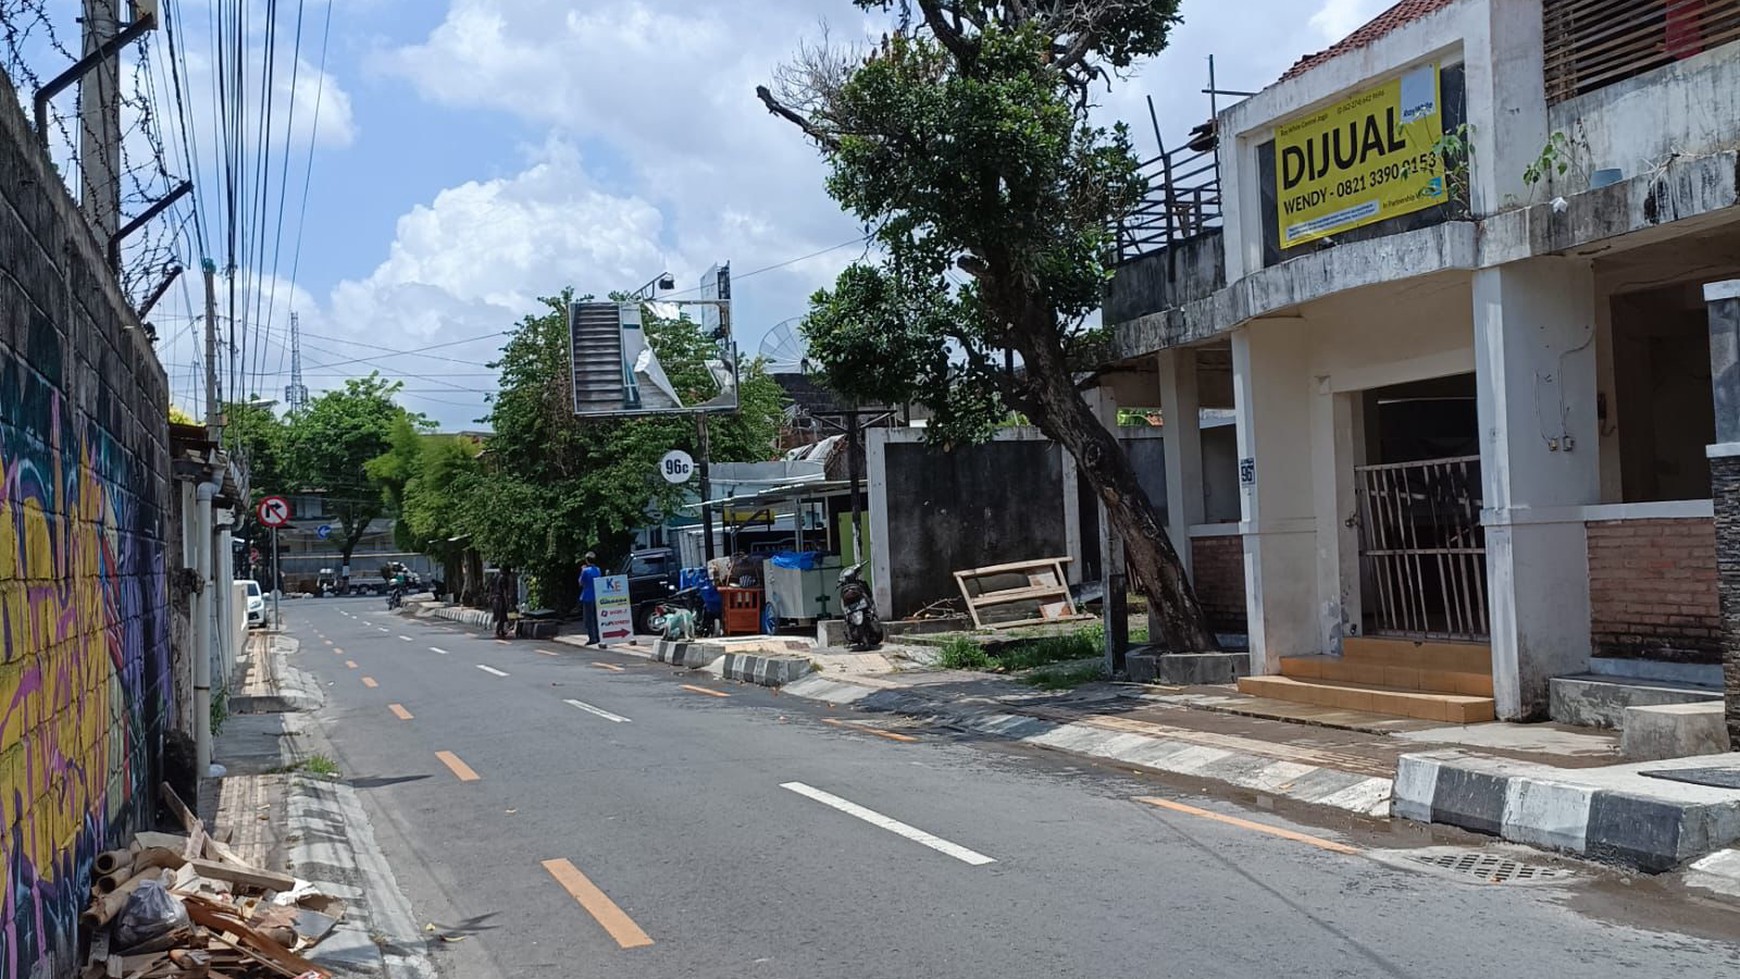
[[203, 632, 440, 977]]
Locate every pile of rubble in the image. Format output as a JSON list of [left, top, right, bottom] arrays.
[[79, 785, 344, 978]]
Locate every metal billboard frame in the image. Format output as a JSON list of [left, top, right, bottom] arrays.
[[568, 264, 739, 420]]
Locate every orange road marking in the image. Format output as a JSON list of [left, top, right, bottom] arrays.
[[362, 677, 378, 688], [536, 648, 559, 657], [679, 684, 729, 698], [345, 660, 358, 669], [590, 662, 625, 672], [1134, 797, 1359, 854], [435, 751, 481, 782], [822, 718, 918, 742], [389, 704, 414, 720], [540, 859, 653, 949]]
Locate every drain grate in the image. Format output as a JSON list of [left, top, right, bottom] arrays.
[[1407, 851, 1564, 884]]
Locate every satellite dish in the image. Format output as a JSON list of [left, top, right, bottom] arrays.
[[758, 317, 811, 375]]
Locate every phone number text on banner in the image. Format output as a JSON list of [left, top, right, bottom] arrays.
[[1276, 63, 1444, 249]]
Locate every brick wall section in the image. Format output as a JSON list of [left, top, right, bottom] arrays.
[[1586, 517, 1721, 664], [0, 68, 173, 976], [1190, 535, 1247, 633]]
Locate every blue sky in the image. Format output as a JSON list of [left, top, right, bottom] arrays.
[[139, 0, 1396, 428]]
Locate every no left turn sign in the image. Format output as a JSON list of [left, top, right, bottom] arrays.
[[257, 495, 292, 528]]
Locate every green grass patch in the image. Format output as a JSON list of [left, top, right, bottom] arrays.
[[997, 624, 1105, 671], [936, 636, 992, 670], [274, 753, 341, 778], [1024, 660, 1108, 690]]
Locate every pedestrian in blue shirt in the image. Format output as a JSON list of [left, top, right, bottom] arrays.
[[578, 552, 602, 645]]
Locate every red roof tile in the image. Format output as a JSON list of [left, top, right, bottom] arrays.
[[1280, 0, 1459, 82]]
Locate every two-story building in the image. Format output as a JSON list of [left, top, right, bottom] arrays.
[[1103, 0, 1740, 723]]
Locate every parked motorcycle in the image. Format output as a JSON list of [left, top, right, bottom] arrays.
[[837, 563, 883, 650]]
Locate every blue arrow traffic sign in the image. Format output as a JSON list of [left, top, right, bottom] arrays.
[[316, 524, 332, 540]]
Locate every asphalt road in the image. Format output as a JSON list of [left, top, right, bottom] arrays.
[[284, 598, 1740, 979]]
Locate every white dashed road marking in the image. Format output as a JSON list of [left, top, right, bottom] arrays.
[[565, 699, 631, 723], [779, 782, 995, 866]]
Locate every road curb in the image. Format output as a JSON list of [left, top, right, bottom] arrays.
[[254, 636, 441, 976], [782, 675, 1392, 816], [717, 651, 815, 686], [1394, 749, 1740, 872]]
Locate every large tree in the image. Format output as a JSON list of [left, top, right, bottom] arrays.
[[282, 374, 421, 572], [757, 0, 1215, 651], [368, 418, 483, 595]]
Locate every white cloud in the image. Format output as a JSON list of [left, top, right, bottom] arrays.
[[252, 0, 1378, 427], [1309, 0, 1393, 42]]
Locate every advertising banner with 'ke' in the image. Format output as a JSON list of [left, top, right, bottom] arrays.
[[1276, 63, 1444, 248]]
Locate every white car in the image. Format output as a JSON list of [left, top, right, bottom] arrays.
[[245, 580, 265, 627]]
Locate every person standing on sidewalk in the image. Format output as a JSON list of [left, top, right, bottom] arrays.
[[578, 553, 602, 645], [491, 568, 513, 639]]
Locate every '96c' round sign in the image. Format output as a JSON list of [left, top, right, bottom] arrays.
[[659, 449, 695, 484]]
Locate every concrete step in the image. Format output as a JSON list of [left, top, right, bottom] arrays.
[[1548, 673, 1722, 730], [1238, 675, 1496, 724], [1341, 636, 1492, 674], [1281, 656, 1493, 697]]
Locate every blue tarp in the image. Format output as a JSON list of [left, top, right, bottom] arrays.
[[768, 551, 825, 570]]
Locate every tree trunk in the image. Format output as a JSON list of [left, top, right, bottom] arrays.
[[1008, 308, 1219, 654]]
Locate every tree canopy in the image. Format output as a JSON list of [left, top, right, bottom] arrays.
[[759, 0, 1216, 652], [281, 374, 424, 565]]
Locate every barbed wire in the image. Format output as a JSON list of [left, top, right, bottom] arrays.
[[3, 2, 195, 313]]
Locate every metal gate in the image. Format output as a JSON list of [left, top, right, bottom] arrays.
[[1355, 455, 1488, 640]]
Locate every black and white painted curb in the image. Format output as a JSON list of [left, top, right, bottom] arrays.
[[643, 638, 815, 687], [782, 675, 1393, 816], [1394, 749, 1740, 872]]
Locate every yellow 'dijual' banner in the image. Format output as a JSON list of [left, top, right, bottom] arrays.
[[1276, 63, 1444, 249]]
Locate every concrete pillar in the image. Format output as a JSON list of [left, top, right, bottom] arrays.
[[1090, 386, 1130, 671], [1232, 321, 1318, 674], [1473, 258, 1599, 718], [1158, 348, 1204, 580], [1310, 386, 1365, 652], [1703, 278, 1740, 749], [78, 0, 122, 242]]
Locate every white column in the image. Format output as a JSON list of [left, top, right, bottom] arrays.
[[1232, 321, 1319, 674], [1060, 447, 1083, 586], [1473, 258, 1599, 718], [1158, 348, 1204, 579], [1310, 386, 1366, 652], [865, 427, 893, 621]]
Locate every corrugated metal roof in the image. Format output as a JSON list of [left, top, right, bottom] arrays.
[[1280, 0, 1458, 82]]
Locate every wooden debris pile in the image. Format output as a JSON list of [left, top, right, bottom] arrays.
[[79, 784, 343, 979]]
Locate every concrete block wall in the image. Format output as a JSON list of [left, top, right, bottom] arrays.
[[1190, 535, 1247, 634], [0, 68, 174, 977], [1587, 518, 1720, 665]]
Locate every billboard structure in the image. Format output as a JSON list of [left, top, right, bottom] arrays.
[[569, 264, 737, 418]]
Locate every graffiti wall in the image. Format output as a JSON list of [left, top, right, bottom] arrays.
[[0, 66, 173, 979]]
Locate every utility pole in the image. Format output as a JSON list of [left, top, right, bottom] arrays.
[[846, 406, 863, 565], [78, 0, 122, 241], [203, 258, 220, 435], [697, 413, 715, 562]]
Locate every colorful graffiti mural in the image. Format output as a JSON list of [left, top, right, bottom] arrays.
[[0, 347, 170, 978]]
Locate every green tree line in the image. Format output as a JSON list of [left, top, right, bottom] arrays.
[[218, 292, 785, 609]]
